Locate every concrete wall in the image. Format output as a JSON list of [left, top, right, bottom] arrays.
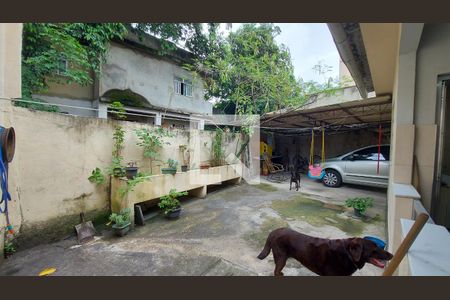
[[300, 86, 361, 110], [339, 59, 355, 87], [0, 24, 22, 100], [100, 42, 212, 115], [414, 24, 450, 212], [385, 23, 450, 254], [0, 103, 238, 249], [34, 95, 97, 117], [42, 77, 95, 101], [0, 23, 22, 262], [36, 75, 97, 117]]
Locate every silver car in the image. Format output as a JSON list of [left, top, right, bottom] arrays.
[[321, 144, 390, 188]]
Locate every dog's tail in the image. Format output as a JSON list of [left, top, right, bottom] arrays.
[[257, 235, 272, 260]]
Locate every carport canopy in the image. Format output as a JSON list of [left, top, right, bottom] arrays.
[[260, 95, 391, 134]]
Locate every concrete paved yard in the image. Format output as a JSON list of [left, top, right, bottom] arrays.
[[0, 175, 387, 276]]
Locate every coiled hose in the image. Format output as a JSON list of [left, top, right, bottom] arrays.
[[0, 126, 15, 234]]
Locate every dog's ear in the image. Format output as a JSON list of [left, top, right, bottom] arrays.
[[348, 239, 363, 262]]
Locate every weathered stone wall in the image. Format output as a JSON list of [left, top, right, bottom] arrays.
[[100, 42, 213, 115], [0, 103, 239, 249]]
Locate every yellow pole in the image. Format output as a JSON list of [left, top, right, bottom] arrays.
[[321, 127, 325, 163], [310, 129, 314, 165]]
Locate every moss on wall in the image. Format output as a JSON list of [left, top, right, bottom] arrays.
[[15, 208, 109, 250]]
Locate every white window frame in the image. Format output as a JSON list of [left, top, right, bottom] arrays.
[[174, 77, 193, 97]]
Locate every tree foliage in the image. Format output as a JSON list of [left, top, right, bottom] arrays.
[[21, 23, 128, 98], [189, 24, 346, 116], [190, 24, 301, 115], [132, 23, 218, 59], [21, 22, 345, 117], [20, 23, 212, 102]]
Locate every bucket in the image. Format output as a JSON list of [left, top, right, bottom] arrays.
[[0, 126, 15, 163], [364, 236, 386, 249]]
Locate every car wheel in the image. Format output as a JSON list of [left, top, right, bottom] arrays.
[[323, 170, 342, 188]]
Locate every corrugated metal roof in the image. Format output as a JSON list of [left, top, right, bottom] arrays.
[[260, 95, 391, 132]]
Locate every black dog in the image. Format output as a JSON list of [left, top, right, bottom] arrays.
[[290, 171, 301, 191], [257, 227, 393, 276]]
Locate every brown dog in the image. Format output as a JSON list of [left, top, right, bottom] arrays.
[[257, 227, 393, 276]]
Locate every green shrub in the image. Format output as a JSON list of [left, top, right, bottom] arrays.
[[88, 167, 105, 185], [118, 172, 151, 197], [109, 208, 131, 227], [135, 127, 173, 173], [4, 239, 16, 258], [167, 159, 178, 169], [158, 189, 188, 214], [345, 197, 373, 215]]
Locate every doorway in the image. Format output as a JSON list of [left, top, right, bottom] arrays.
[[433, 77, 450, 229]]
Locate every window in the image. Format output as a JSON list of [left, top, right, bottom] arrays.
[[174, 77, 193, 97], [56, 57, 68, 76], [345, 146, 389, 161]]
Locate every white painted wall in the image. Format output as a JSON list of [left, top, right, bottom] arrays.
[[0, 23, 22, 262], [414, 24, 450, 212], [1, 104, 238, 249]]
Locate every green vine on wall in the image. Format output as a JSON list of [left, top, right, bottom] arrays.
[[118, 172, 152, 197], [211, 128, 225, 167], [89, 101, 127, 182]]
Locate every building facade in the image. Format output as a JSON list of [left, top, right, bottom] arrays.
[[35, 30, 212, 127], [329, 23, 450, 275]]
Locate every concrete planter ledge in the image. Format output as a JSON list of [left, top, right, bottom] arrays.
[[111, 164, 243, 224], [393, 183, 421, 199]]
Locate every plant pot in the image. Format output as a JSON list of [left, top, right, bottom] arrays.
[[165, 206, 182, 219], [125, 167, 138, 179], [161, 167, 177, 175], [181, 165, 188, 172], [200, 164, 210, 170], [353, 208, 363, 217], [112, 222, 131, 237]]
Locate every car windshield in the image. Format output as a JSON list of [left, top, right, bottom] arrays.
[[339, 145, 390, 160]]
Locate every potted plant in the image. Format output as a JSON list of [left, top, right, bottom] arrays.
[[158, 189, 188, 219], [3, 238, 16, 259], [125, 161, 138, 179], [179, 145, 189, 172], [109, 208, 132, 236], [161, 159, 178, 175], [345, 197, 373, 217], [200, 162, 210, 169]]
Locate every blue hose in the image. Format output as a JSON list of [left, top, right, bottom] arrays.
[[0, 126, 13, 233]]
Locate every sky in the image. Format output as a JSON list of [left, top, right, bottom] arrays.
[[220, 23, 340, 83]]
